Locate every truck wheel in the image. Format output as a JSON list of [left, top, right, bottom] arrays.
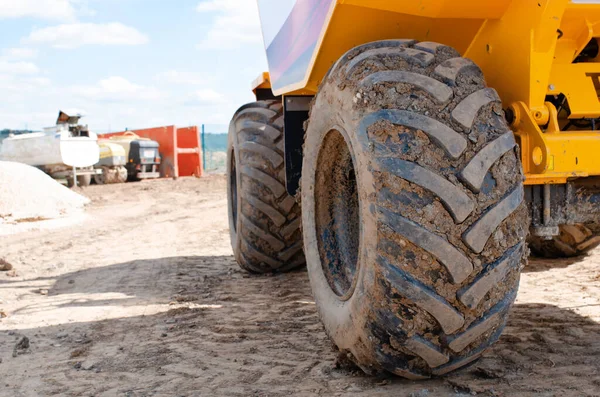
[[117, 166, 128, 184], [94, 168, 107, 185], [302, 40, 528, 378], [67, 173, 91, 188], [227, 100, 305, 273], [77, 174, 92, 187], [529, 224, 600, 258]]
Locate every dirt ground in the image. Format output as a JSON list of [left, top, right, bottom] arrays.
[[1, 176, 599, 397]]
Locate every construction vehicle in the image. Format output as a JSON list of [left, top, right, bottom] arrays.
[[0, 111, 100, 187], [105, 132, 161, 181], [94, 140, 128, 184], [226, 0, 600, 379]]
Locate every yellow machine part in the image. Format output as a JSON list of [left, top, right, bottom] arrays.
[[252, 72, 272, 95], [273, 0, 600, 185], [98, 140, 126, 160], [106, 132, 149, 159]]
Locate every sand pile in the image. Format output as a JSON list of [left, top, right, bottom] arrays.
[[0, 161, 89, 223]]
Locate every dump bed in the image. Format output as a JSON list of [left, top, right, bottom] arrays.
[[258, 0, 600, 106]]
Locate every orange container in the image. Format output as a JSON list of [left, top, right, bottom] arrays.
[[102, 126, 203, 178], [176, 126, 203, 178]]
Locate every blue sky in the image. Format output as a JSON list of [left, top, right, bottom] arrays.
[[0, 0, 271, 132]]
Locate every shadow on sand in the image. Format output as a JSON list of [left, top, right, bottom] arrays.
[[0, 255, 599, 396]]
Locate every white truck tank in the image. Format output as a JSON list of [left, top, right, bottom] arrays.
[[0, 111, 99, 168]]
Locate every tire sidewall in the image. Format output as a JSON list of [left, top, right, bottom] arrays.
[[302, 85, 378, 364], [227, 118, 243, 264]]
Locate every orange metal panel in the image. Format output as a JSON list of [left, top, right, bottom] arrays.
[[176, 126, 203, 178]]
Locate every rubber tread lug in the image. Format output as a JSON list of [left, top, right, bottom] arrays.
[[458, 243, 524, 309], [378, 158, 474, 223], [452, 88, 500, 130], [378, 255, 466, 334], [379, 207, 474, 284], [361, 110, 468, 160], [360, 71, 453, 104], [463, 186, 524, 253], [459, 131, 516, 193]]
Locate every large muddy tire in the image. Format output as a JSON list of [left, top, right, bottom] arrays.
[[302, 40, 528, 378], [529, 223, 600, 258], [227, 100, 305, 273]]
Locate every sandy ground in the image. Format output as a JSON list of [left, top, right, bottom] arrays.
[[1, 176, 599, 397]]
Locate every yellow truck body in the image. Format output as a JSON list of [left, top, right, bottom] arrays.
[[255, 0, 600, 185], [228, 0, 600, 379]]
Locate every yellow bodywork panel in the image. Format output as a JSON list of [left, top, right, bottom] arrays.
[[98, 141, 126, 160], [263, 0, 600, 185], [549, 64, 600, 118], [340, 0, 514, 19], [251, 72, 272, 94]]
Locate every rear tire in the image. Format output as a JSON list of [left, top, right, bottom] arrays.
[[529, 223, 600, 258], [302, 40, 528, 378], [94, 167, 107, 185], [117, 166, 128, 183], [95, 166, 128, 184], [67, 173, 92, 188], [77, 174, 91, 187], [227, 100, 305, 273]]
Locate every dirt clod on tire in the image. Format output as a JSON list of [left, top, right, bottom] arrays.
[[227, 100, 305, 273], [302, 40, 528, 378]]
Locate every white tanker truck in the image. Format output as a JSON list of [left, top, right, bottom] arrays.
[[0, 111, 100, 187]]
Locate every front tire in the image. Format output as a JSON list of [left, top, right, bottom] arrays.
[[227, 100, 305, 273], [94, 167, 107, 185], [302, 40, 528, 378], [77, 174, 91, 187]]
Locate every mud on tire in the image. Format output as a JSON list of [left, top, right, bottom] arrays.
[[227, 100, 305, 273], [302, 40, 528, 378], [529, 223, 600, 258]]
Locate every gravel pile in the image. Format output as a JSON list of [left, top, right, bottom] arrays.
[[0, 161, 90, 223]]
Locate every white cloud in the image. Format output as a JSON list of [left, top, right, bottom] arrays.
[[155, 70, 209, 86], [2, 47, 38, 60], [196, 0, 263, 49], [185, 89, 227, 105], [0, 75, 52, 109], [0, 0, 76, 20], [0, 75, 49, 89], [25, 23, 149, 49], [0, 60, 39, 75], [0, 110, 57, 130], [70, 0, 96, 17], [0, 50, 44, 98], [71, 76, 161, 102]]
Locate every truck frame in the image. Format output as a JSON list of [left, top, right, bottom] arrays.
[[227, 0, 600, 378]]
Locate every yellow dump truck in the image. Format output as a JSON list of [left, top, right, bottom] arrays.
[[227, 0, 600, 378]]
